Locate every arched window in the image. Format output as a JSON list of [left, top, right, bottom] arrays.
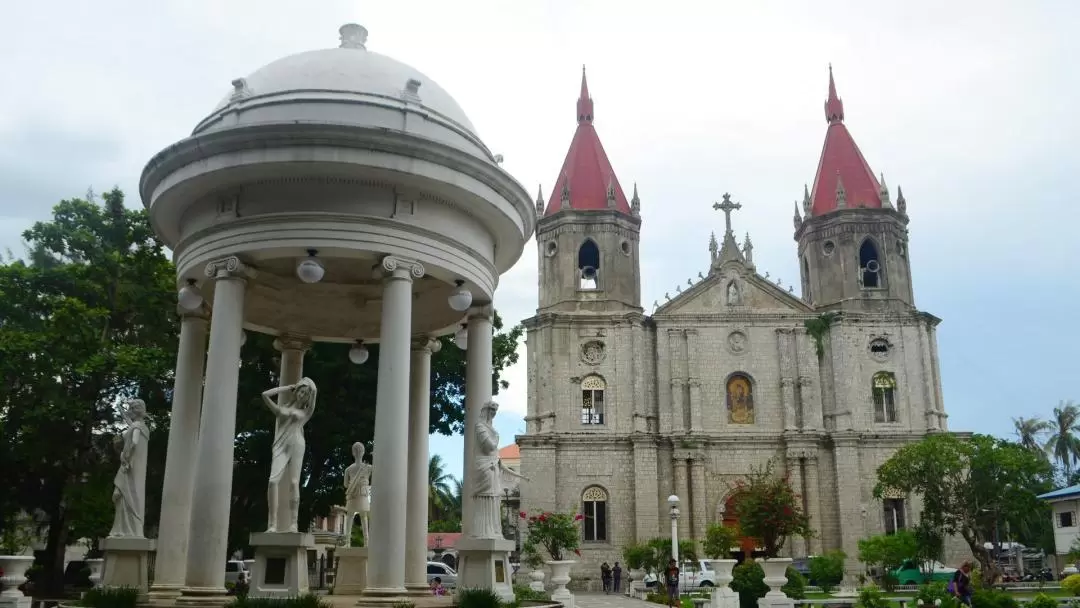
[[582, 486, 608, 542], [578, 239, 600, 290], [802, 257, 811, 300], [726, 374, 754, 424], [872, 372, 897, 423], [581, 375, 606, 425], [859, 238, 882, 289]]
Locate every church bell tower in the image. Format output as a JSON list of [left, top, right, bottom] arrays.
[[534, 67, 642, 314], [794, 66, 915, 313]]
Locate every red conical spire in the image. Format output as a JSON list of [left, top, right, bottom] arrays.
[[544, 67, 631, 216], [808, 65, 881, 216], [577, 65, 594, 124]]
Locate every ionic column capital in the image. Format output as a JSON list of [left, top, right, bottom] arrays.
[[273, 335, 312, 353], [411, 336, 442, 354], [466, 304, 495, 321], [176, 304, 210, 321], [203, 256, 253, 281], [380, 255, 425, 280]]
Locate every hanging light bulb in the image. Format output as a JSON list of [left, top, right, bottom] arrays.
[[349, 340, 370, 365], [177, 279, 203, 311], [454, 324, 469, 350], [296, 249, 325, 284], [447, 279, 473, 312]]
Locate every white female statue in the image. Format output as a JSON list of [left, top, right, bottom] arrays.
[[262, 377, 317, 533], [472, 400, 527, 539], [342, 442, 373, 546], [109, 399, 150, 538]]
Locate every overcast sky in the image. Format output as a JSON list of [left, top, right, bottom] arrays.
[[2, 0, 1077, 482]]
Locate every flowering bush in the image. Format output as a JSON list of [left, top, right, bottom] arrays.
[[731, 460, 813, 557], [519, 510, 582, 562]]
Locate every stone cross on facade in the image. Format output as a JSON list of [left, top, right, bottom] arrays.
[[712, 193, 742, 236]]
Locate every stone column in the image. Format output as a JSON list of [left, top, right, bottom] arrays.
[[180, 257, 247, 604], [777, 329, 798, 430], [673, 457, 689, 543], [405, 337, 440, 594], [272, 336, 310, 533], [784, 450, 808, 558], [689, 456, 707, 550], [832, 434, 863, 577], [804, 455, 823, 556], [148, 309, 208, 601], [364, 256, 424, 598], [685, 330, 703, 431], [461, 307, 494, 538]]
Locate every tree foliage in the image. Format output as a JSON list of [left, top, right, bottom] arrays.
[[857, 530, 917, 573], [809, 550, 846, 594], [730, 460, 813, 558], [702, 523, 738, 559], [0, 190, 178, 591], [874, 433, 1052, 582]]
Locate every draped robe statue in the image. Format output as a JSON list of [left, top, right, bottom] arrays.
[[109, 399, 150, 538], [471, 400, 527, 539], [262, 377, 317, 533], [342, 441, 373, 546]]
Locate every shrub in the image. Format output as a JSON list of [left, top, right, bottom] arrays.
[[703, 524, 738, 560], [915, 582, 960, 608], [728, 561, 805, 608], [782, 567, 806, 600], [519, 511, 582, 562], [971, 588, 1019, 608], [456, 587, 502, 608], [1028, 594, 1059, 608], [808, 550, 845, 593], [856, 586, 891, 608], [80, 586, 140, 608], [1064, 574, 1080, 597], [623, 543, 653, 571], [228, 594, 330, 608], [512, 586, 550, 602]]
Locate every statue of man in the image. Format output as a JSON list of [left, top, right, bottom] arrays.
[[343, 442, 373, 546], [261, 377, 317, 533], [109, 399, 150, 538]]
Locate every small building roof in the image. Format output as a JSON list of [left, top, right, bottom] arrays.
[[498, 444, 520, 459], [1039, 484, 1080, 501], [428, 532, 462, 551]]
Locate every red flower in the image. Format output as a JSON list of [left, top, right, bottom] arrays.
[[574, 549, 581, 556], [539, 514, 547, 521], [520, 511, 528, 519], [574, 514, 584, 521]]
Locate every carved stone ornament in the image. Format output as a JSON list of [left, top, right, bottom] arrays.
[[204, 256, 245, 279], [797, 375, 813, 388], [868, 336, 892, 362], [581, 340, 606, 365], [381, 255, 426, 279], [727, 330, 749, 355]]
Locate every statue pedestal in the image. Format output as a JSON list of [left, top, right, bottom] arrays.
[[455, 537, 515, 603], [102, 537, 156, 595], [334, 547, 368, 595], [248, 532, 314, 599]]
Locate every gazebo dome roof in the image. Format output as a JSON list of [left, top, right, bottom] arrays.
[[193, 24, 479, 142]]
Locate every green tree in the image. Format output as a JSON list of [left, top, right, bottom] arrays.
[[429, 454, 455, 520], [0, 190, 178, 592], [1013, 416, 1052, 454], [1047, 402, 1080, 477], [857, 531, 916, 577], [874, 433, 1052, 583], [702, 523, 738, 559], [730, 460, 812, 557]]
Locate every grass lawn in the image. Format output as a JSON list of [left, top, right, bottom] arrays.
[[805, 588, 1073, 601]]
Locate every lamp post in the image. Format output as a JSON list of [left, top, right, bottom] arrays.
[[668, 494, 681, 564]]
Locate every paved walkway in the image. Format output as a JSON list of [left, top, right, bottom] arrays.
[[575, 592, 649, 608]]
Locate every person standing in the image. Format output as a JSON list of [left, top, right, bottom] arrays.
[[613, 562, 623, 593], [950, 562, 973, 607], [665, 558, 681, 608], [601, 562, 612, 594]]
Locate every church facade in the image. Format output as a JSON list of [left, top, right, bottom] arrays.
[[516, 67, 961, 575]]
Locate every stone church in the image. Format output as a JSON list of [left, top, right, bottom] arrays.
[[516, 67, 959, 574]]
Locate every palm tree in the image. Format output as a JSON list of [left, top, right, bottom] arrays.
[[428, 454, 454, 520], [1046, 401, 1080, 476], [1014, 416, 1052, 453]]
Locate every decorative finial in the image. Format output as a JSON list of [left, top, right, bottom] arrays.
[[698, 271, 705, 280], [764, 271, 770, 279], [535, 185, 544, 216], [339, 24, 369, 50], [560, 176, 570, 209], [835, 172, 847, 209], [230, 78, 250, 101], [802, 183, 811, 215], [687, 278, 693, 286], [676, 285, 682, 293], [708, 231, 719, 262], [777, 278, 783, 287], [577, 65, 594, 124], [631, 182, 641, 216], [742, 232, 754, 263], [897, 185, 907, 215], [879, 173, 892, 208], [606, 177, 617, 208], [712, 193, 743, 236], [793, 201, 803, 230], [653, 300, 659, 310], [664, 292, 670, 300], [788, 285, 794, 293], [825, 63, 845, 124]]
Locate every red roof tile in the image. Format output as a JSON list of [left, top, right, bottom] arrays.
[[428, 532, 462, 551], [544, 67, 632, 216], [498, 444, 520, 459], [809, 66, 882, 216]]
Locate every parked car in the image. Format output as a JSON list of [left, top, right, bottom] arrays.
[[891, 560, 956, 585], [225, 560, 249, 588], [427, 561, 458, 589], [642, 559, 717, 588]]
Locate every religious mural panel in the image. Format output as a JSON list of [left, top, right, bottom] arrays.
[[727, 374, 754, 424]]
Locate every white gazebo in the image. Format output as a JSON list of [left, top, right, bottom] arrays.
[[141, 23, 534, 606]]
